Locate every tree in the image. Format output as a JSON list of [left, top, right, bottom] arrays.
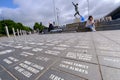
[[33, 22, 46, 33], [0, 19, 33, 36], [33, 22, 40, 30]]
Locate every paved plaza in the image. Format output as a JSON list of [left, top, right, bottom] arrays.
[[0, 30, 120, 80]]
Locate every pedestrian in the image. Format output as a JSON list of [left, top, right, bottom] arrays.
[[48, 23, 54, 32]]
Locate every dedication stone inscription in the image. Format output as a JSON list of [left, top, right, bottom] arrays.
[[65, 52, 98, 64], [0, 56, 20, 69], [8, 60, 45, 80], [101, 66, 120, 80], [0, 49, 15, 55], [0, 71, 16, 80], [45, 50, 61, 56], [38, 68, 86, 80], [99, 56, 120, 68], [97, 50, 120, 57], [53, 59, 102, 80]]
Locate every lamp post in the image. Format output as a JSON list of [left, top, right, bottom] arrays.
[[53, 0, 56, 25], [87, 0, 89, 17], [56, 8, 60, 26]]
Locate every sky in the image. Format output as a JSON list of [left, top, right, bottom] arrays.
[[0, 0, 120, 28]]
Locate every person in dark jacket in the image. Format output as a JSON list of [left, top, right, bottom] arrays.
[[48, 23, 54, 32]]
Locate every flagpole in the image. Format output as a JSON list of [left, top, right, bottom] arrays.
[[87, 0, 89, 17], [53, 0, 56, 25]]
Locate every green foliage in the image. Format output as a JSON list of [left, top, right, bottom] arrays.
[[0, 19, 32, 36], [33, 22, 46, 32]]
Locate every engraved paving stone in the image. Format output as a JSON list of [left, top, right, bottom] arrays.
[[53, 59, 102, 80], [0, 66, 3, 72], [8, 60, 45, 80], [62, 49, 98, 64], [74, 44, 94, 49], [26, 53, 58, 67], [0, 49, 15, 56], [97, 50, 120, 57], [98, 55, 120, 68], [13, 50, 36, 60], [7, 54, 57, 80], [101, 66, 120, 80], [0, 49, 17, 64], [44, 49, 62, 57], [38, 68, 86, 80], [0, 46, 4, 51], [52, 47, 67, 51], [96, 43, 120, 51], [0, 55, 20, 69], [0, 71, 16, 80]]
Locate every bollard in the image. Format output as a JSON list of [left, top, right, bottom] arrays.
[[12, 28, 16, 37], [20, 29, 22, 35], [5, 26, 10, 37], [17, 29, 20, 36]]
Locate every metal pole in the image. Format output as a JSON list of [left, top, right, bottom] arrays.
[[53, 0, 56, 25], [87, 0, 89, 17], [56, 8, 60, 26]]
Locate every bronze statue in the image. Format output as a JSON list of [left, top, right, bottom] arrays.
[[72, 2, 81, 17]]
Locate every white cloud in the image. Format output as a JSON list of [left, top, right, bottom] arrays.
[[115, 0, 120, 3], [0, 0, 120, 27]]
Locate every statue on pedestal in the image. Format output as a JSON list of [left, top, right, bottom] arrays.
[[72, 2, 82, 17]]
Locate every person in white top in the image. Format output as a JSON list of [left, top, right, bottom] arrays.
[[85, 16, 96, 32]]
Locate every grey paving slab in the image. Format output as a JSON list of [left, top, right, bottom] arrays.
[[8, 61, 44, 80], [52, 46, 67, 51], [98, 55, 120, 68], [25, 53, 58, 67], [13, 45, 45, 55], [0, 49, 16, 63], [53, 59, 102, 80], [97, 50, 120, 57], [101, 66, 120, 80], [0, 46, 4, 50], [13, 50, 37, 60], [62, 51, 98, 64], [0, 55, 21, 69], [7, 54, 57, 80], [95, 43, 120, 51], [64, 48, 96, 54], [72, 40, 95, 49], [0, 71, 16, 80], [42, 49, 64, 57], [56, 44, 71, 48], [1, 30, 120, 80], [0, 46, 15, 51], [0, 66, 4, 72], [38, 68, 86, 80]]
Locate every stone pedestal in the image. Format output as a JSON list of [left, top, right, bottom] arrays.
[[74, 17, 81, 23]]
